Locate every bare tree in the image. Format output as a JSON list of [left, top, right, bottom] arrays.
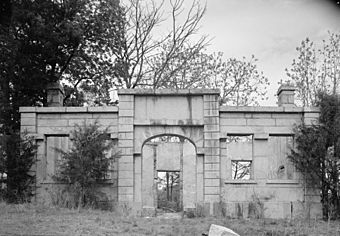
[[113, 0, 209, 89]]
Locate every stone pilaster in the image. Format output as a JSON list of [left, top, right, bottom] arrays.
[[203, 94, 220, 214], [118, 94, 135, 202], [20, 108, 37, 134]]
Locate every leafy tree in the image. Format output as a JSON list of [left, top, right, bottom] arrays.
[[62, 0, 125, 106], [159, 51, 269, 106], [288, 93, 340, 219], [54, 122, 116, 209], [2, 134, 37, 203], [210, 55, 269, 106], [0, 0, 89, 202], [320, 32, 340, 96], [0, 0, 123, 201], [57, 0, 208, 105], [286, 38, 319, 107], [286, 32, 340, 107]]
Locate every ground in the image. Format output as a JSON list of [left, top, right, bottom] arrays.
[[0, 203, 339, 236]]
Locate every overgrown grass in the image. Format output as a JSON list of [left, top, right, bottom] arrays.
[[0, 202, 340, 236]]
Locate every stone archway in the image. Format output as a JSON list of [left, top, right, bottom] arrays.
[[135, 134, 202, 216], [117, 89, 219, 216]]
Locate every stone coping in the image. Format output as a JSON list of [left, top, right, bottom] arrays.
[[19, 106, 118, 113], [118, 89, 220, 95], [219, 106, 319, 113], [20, 105, 319, 114]]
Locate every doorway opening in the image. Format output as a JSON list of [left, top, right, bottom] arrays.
[[157, 171, 181, 213], [140, 134, 197, 216]]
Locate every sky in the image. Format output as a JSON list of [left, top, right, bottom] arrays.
[[175, 0, 340, 105]]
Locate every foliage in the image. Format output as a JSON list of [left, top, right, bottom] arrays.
[[208, 55, 269, 106], [62, 0, 125, 106], [160, 52, 269, 106], [0, 133, 37, 203], [157, 171, 181, 212], [249, 192, 265, 219], [288, 93, 340, 219], [59, 0, 209, 105], [0, 0, 123, 203], [286, 32, 340, 106], [67, 0, 274, 107], [0, 0, 92, 205], [54, 122, 116, 209], [285, 38, 319, 107]]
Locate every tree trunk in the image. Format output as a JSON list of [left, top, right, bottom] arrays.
[[166, 172, 169, 201], [78, 188, 83, 212], [170, 175, 173, 201]]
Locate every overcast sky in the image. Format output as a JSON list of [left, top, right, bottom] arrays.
[[179, 0, 340, 105]]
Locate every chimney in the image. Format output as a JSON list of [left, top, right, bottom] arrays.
[[47, 82, 64, 107], [277, 84, 295, 107]]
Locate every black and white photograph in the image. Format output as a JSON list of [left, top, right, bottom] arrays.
[[0, 0, 340, 235]]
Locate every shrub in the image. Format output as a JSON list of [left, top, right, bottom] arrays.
[[288, 93, 340, 219], [2, 133, 37, 203], [54, 122, 117, 209]]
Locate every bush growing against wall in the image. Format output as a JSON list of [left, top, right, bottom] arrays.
[[1, 133, 37, 203], [288, 93, 340, 220], [54, 122, 116, 210]]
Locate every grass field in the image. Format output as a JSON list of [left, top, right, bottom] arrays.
[[0, 203, 339, 236]]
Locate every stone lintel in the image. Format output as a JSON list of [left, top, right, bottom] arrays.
[[134, 119, 203, 126], [253, 133, 269, 140], [118, 89, 220, 95]]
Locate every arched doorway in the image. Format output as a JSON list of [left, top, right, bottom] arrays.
[[136, 134, 200, 216]]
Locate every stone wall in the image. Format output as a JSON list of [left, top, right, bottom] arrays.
[[20, 107, 119, 205], [19, 87, 322, 218], [219, 106, 321, 218]]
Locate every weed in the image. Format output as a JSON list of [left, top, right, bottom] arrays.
[[249, 191, 266, 219]]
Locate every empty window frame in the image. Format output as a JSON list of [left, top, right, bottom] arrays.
[[227, 135, 253, 180], [232, 160, 252, 180]]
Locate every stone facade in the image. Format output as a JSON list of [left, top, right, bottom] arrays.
[[19, 86, 322, 218]]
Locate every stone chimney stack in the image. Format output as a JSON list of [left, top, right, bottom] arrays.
[[277, 84, 295, 107], [47, 82, 64, 107]]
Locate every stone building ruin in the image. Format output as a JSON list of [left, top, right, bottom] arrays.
[[20, 83, 321, 218]]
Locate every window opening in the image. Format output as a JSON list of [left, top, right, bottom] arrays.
[[232, 161, 252, 180], [227, 135, 253, 180]]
